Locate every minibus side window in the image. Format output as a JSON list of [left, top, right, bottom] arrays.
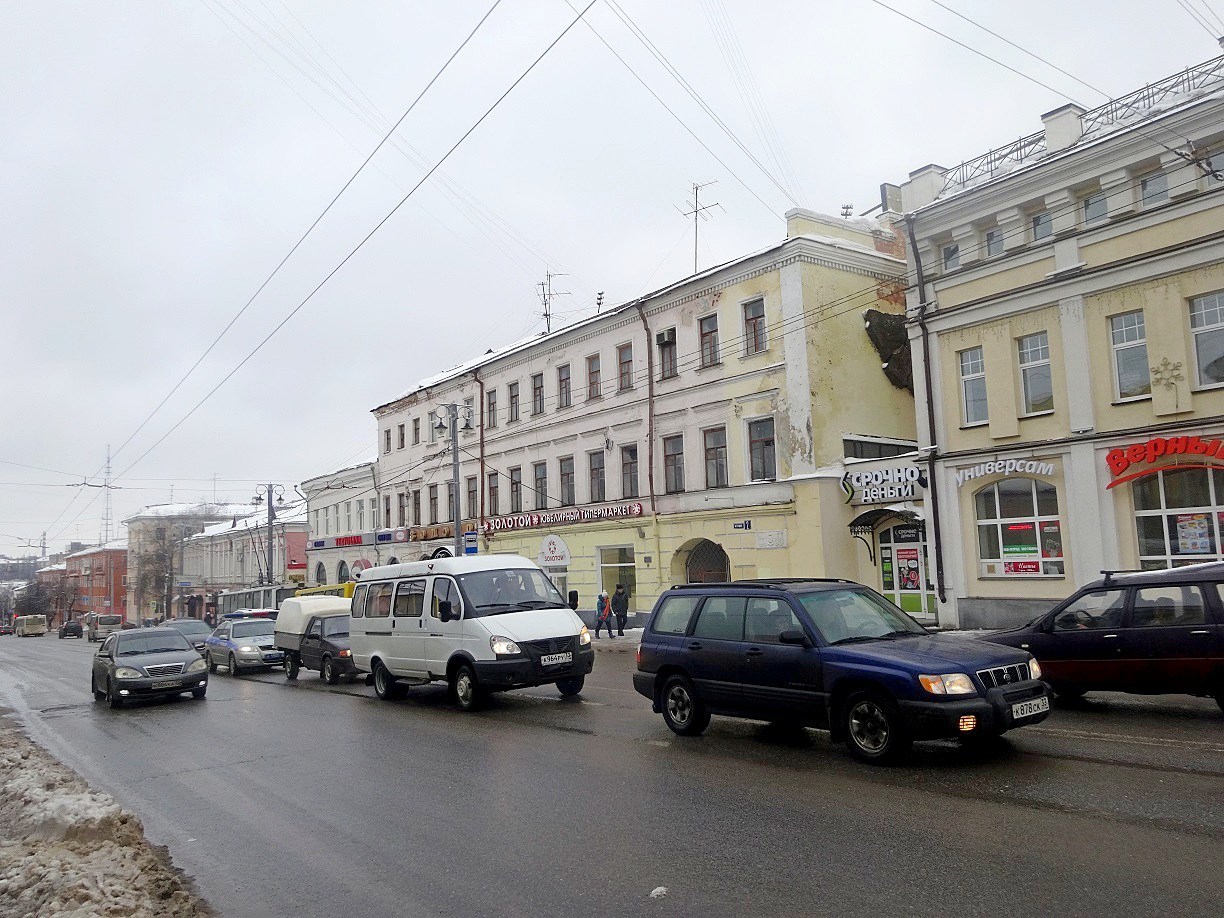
[[351, 584, 368, 618]]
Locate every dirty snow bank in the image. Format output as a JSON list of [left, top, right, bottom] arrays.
[[0, 723, 211, 918]]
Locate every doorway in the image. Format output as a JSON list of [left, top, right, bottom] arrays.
[[685, 539, 730, 583], [878, 524, 935, 620]]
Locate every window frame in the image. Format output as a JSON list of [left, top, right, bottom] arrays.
[[743, 299, 766, 356], [533, 461, 548, 510], [1109, 310, 1151, 401], [748, 417, 776, 482], [663, 435, 685, 494], [617, 344, 634, 392], [487, 472, 499, 517], [509, 467, 522, 513], [587, 354, 601, 400], [942, 242, 960, 272], [1133, 467, 1224, 569], [428, 484, 439, 525], [959, 346, 988, 426], [397, 424, 405, 449], [703, 426, 729, 489], [658, 330, 678, 380], [557, 364, 571, 409], [531, 373, 545, 415], [508, 382, 520, 422], [1083, 190, 1108, 225], [621, 444, 639, 499], [1031, 210, 1052, 242], [383, 429, 391, 454], [1016, 331, 1054, 416], [486, 389, 498, 429], [466, 476, 478, 520], [985, 229, 1004, 258], [589, 450, 606, 503], [412, 417, 420, 444], [1139, 170, 1169, 208], [1189, 291, 1224, 389], [558, 456, 575, 507], [699, 314, 720, 368], [974, 478, 1064, 578]]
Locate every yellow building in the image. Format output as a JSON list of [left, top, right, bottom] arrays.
[[353, 209, 917, 624], [890, 54, 1224, 628]]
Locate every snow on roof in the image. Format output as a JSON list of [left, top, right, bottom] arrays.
[[65, 539, 128, 559], [121, 501, 258, 524], [37, 563, 67, 573], [186, 501, 308, 541], [301, 458, 376, 487]]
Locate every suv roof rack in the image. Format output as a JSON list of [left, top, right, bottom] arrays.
[[1099, 568, 1144, 586], [669, 578, 853, 593]]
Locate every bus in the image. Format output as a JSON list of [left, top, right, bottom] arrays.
[[215, 585, 298, 619], [294, 582, 356, 600], [14, 615, 48, 637]]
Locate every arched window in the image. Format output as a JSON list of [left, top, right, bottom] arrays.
[[337, 560, 350, 583], [974, 478, 1063, 576], [1133, 467, 1224, 569], [315, 563, 327, 586], [387, 557, 399, 566]]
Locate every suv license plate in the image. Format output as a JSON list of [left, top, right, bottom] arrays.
[[1011, 697, 1049, 719], [541, 652, 572, 666], [151, 680, 179, 690]]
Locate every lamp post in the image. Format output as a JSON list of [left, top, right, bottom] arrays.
[[251, 484, 285, 585], [431, 403, 474, 558]]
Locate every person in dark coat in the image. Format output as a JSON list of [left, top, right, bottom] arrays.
[[611, 584, 629, 636]]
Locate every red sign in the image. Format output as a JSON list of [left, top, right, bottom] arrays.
[[1105, 435, 1224, 488], [1004, 560, 1041, 574], [335, 535, 364, 547]]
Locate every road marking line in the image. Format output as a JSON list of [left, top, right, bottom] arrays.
[[1031, 726, 1224, 753]]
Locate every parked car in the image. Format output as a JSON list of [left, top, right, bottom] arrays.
[[205, 617, 282, 675], [633, 579, 1052, 763], [986, 562, 1224, 711], [275, 597, 356, 683], [163, 618, 214, 656], [91, 627, 208, 707], [58, 619, 83, 639], [350, 554, 591, 710]]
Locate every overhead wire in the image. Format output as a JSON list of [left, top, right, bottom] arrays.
[[1175, 0, 1223, 36]]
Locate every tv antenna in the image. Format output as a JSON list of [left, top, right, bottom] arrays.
[[537, 271, 570, 334], [677, 180, 722, 275]]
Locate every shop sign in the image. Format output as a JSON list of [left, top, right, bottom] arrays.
[[842, 465, 925, 505], [309, 531, 382, 551], [1104, 435, 1224, 489], [1004, 560, 1042, 575], [537, 534, 571, 567], [955, 458, 1055, 487], [481, 501, 643, 534]]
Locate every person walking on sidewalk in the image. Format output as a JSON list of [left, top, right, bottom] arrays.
[[594, 591, 614, 639], [611, 583, 629, 636]]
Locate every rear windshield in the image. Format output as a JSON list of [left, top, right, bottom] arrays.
[[232, 621, 275, 638], [167, 620, 212, 636], [116, 632, 193, 655], [98, 615, 122, 625], [457, 569, 567, 617]]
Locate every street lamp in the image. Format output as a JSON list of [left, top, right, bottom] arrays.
[[432, 403, 474, 558], [252, 484, 286, 585]]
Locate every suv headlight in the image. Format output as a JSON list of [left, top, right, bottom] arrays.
[[490, 635, 521, 656], [1028, 657, 1042, 680], [578, 626, 591, 646], [918, 673, 976, 695], [114, 667, 142, 679], [186, 658, 207, 673]]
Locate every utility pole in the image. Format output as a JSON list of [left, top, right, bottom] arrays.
[[537, 271, 569, 334], [432, 402, 475, 557], [676, 180, 722, 275], [252, 484, 284, 585], [99, 445, 113, 546]]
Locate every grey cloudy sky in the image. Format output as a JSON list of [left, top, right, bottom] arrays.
[[1, 0, 1219, 554]]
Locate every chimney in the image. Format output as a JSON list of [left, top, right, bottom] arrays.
[[1041, 103, 1086, 153], [900, 164, 949, 211]]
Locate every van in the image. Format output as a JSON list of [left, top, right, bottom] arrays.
[[86, 613, 123, 642], [350, 554, 593, 710], [15, 615, 48, 637]]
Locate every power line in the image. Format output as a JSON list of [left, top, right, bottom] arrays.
[[1175, 0, 1222, 36]]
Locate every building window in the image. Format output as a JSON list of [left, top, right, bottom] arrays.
[[1017, 331, 1053, 414], [412, 418, 420, 444], [397, 424, 405, 449], [699, 314, 720, 367], [589, 451, 606, 503], [959, 346, 988, 425], [466, 477, 478, 520], [486, 389, 497, 428], [1031, 211, 1052, 242], [346, 501, 353, 532], [617, 344, 634, 391], [1133, 467, 1224, 569], [397, 493, 406, 527], [587, 354, 601, 399], [412, 490, 421, 526], [532, 373, 545, 415], [942, 243, 960, 272], [1140, 171, 1168, 207], [749, 418, 776, 481], [559, 457, 575, 506], [429, 413, 437, 443], [598, 546, 637, 611], [743, 299, 766, 356], [664, 435, 685, 493], [370, 498, 377, 526], [985, 229, 1004, 257], [1083, 191, 1108, 224], [704, 427, 728, 489], [379, 495, 388, 528], [533, 462, 548, 510], [428, 485, 439, 524], [558, 364, 571, 408], [356, 500, 365, 531], [1110, 310, 1150, 399], [658, 329, 678, 379], [315, 562, 327, 586], [508, 382, 520, 422], [1190, 291, 1224, 387], [509, 467, 522, 513], [974, 479, 1063, 577], [842, 437, 915, 459], [487, 472, 499, 516], [621, 445, 639, 498], [1207, 152, 1222, 185], [383, 429, 391, 454], [446, 482, 455, 522]]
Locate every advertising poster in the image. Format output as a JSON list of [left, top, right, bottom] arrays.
[[1004, 560, 1042, 575], [880, 547, 894, 591], [896, 547, 921, 590], [1176, 513, 1211, 553], [1041, 520, 1063, 558], [1002, 521, 1038, 554]]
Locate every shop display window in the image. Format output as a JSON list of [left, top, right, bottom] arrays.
[[974, 478, 1063, 577], [1133, 467, 1224, 569]]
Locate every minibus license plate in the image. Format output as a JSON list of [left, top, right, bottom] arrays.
[[1011, 697, 1049, 719], [152, 680, 180, 690], [541, 652, 572, 666]]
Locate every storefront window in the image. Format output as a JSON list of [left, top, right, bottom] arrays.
[[599, 547, 637, 614], [974, 478, 1063, 576], [1133, 467, 1224, 569]]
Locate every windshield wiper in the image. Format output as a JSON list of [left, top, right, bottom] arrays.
[[828, 635, 885, 645], [880, 630, 924, 638]]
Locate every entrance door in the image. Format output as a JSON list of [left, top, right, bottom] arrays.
[[877, 525, 935, 620], [686, 540, 729, 583]]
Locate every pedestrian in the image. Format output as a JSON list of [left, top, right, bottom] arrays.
[[594, 590, 614, 639], [611, 583, 629, 636]]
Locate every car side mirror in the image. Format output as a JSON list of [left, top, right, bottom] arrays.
[[779, 629, 810, 646], [438, 600, 454, 623], [568, 590, 579, 611]]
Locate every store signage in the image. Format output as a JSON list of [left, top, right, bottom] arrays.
[[537, 534, 570, 567], [1104, 435, 1224, 488], [842, 465, 925, 505], [954, 458, 1055, 487], [335, 535, 363, 547], [482, 501, 643, 534], [732, 520, 751, 530], [309, 529, 410, 551]]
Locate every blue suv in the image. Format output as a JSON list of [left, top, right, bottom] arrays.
[[633, 579, 1052, 762]]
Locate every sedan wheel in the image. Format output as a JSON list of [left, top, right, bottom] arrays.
[[105, 678, 123, 709], [91, 673, 104, 701], [206, 652, 217, 674], [229, 653, 240, 677], [322, 657, 339, 685]]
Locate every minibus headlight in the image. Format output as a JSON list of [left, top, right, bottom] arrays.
[[578, 627, 591, 646], [490, 635, 521, 656]]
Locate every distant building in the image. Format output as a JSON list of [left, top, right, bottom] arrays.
[[65, 541, 128, 622], [301, 460, 379, 587]]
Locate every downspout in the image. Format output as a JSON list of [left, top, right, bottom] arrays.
[[369, 460, 382, 565], [905, 215, 948, 607], [474, 370, 486, 539], [634, 303, 663, 588]]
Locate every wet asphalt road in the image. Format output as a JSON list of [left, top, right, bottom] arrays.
[[0, 634, 1221, 918]]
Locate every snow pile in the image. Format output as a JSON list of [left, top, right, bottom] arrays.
[[0, 724, 211, 917]]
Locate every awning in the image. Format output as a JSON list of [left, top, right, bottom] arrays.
[[848, 503, 923, 534]]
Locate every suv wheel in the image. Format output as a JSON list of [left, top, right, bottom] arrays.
[[372, 660, 397, 700], [660, 675, 710, 736], [844, 690, 910, 763]]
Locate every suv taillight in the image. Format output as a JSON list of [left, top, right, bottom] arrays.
[[636, 644, 642, 667]]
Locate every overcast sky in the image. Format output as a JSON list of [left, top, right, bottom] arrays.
[[1, 0, 1219, 555]]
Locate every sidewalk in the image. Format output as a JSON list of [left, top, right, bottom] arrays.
[[590, 627, 643, 653]]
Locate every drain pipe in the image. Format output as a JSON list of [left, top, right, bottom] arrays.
[[905, 215, 948, 607], [634, 302, 664, 591], [473, 369, 486, 535]]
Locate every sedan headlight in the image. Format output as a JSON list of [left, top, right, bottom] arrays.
[[489, 635, 521, 656], [918, 673, 977, 695], [1028, 656, 1042, 680], [186, 658, 208, 673], [238, 645, 259, 653], [578, 626, 591, 646], [114, 667, 142, 680]]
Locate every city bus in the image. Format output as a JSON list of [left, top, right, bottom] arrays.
[[14, 615, 47, 637], [294, 582, 356, 600], [215, 585, 297, 619]]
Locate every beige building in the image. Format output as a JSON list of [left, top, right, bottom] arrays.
[[890, 54, 1224, 627]]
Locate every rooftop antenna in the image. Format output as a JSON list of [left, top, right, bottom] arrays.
[[677, 180, 722, 275], [840, 203, 854, 218], [537, 271, 570, 333], [99, 444, 113, 545], [596, 291, 605, 313]]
